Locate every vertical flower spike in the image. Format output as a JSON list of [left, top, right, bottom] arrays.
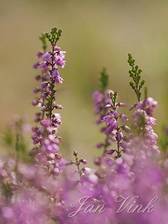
[[93, 69, 129, 165], [32, 28, 66, 175], [132, 97, 159, 152], [128, 55, 159, 152]]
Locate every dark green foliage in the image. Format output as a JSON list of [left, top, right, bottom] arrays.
[[1, 182, 13, 200], [111, 91, 118, 108], [15, 134, 26, 154], [2, 128, 13, 147], [2, 119, 28, 161], [128, 53, 145, 101], [40, 27, 62, 50], [39, 33, 47, 51], [99, 68, 109, 91], [144, 86, 148, 99], [134, 112, 146, 135], [45, 27, 62, 46], [159, 127, 168, 151]]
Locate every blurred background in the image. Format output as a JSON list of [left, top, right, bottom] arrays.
[[0, 0, 168, 162]]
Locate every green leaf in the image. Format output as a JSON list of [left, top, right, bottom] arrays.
[[39, 33, 47, 51], [2, 128, 13, 147], [45, 27, 62, 46], [159, 127, 168, 152], [99, 68, 109, 91], [1, 182, 13, 199], [128, 53, 145, 102]]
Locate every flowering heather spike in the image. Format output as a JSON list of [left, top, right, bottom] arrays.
[[72, 151, 87, 177], [128, 53, 145, 101], [93, 71, 128, 163], [32, 27, 66, 175], [132, 97, 159, 151]]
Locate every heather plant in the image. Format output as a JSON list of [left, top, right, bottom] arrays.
[[0, 27, 168, 224], [32, 27, 66, 175]]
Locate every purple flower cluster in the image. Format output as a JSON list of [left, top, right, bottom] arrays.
[[0, 28, 168, 224], [133, 97, 159, 151], [32, 29, 66, 175], [93, 89, 128, 162], [33, 46, 65, 83]]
